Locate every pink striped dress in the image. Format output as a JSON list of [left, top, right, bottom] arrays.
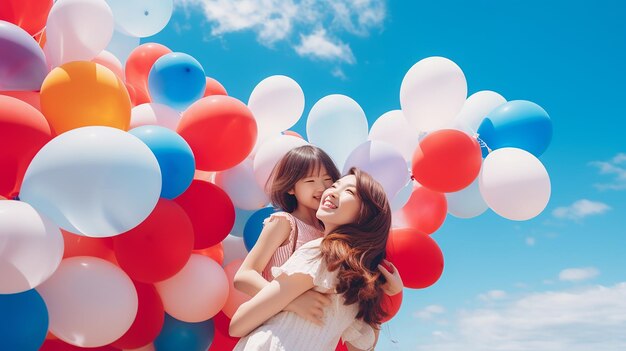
[[261, 212, 324, 281]]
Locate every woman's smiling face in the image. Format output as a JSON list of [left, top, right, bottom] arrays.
[[316, 175, 361, 233]]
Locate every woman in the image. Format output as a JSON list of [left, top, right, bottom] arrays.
[[230, 167, 396, 351]]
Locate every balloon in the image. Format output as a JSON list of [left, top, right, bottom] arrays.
[[207, 312, 240, 351], [0, 21, 48, 90], [130, 125, 195, 199], [40, 61, 132, 134], [477, 100, 552, 157], [0, 95, 52, 199], [386, 228, 444, 289], [174, 179, 235, 249], [401, 184, 447, 234], [453, 91, 506, 134], [400, 56, 467, 132], [148, 52, 206, 111], [20, 126, 161, 237], [343, 140, 410, 199], [390, 180, 413, 212], [36, 257, 138, 347], [445, 177, 488, 218], [282, 130, 303, 139], [125, 43, 172, 104], [222, 234, 249, 267], [380, 291, 403, 323], [479, 147, 551, 220], [114, 199, 194, 283], [0, 289, 48, 351], [106, 0, 173, 37], [40, 340, 119, 351], [92, 49, 124, 80], [252, 134, 308, 189], [130, 103, 181, 130], [368, 110, 421, 163], [243, 207, 277, 251], [231, 208, 256, 237], [106, 29, 140, 65], [194, 242, 224, 266], [111, 282, 165, 350], [248, 75, 304, 146], [45, 0, 114, 67], [306, 94, 368, 170], [155, 254, 229, 323], [204, 77, 228, 97], [178, 96, 257, 171], [0, 201, 63, 294], [154, 314, 214, 351], [61, 229, 114, 260], [215, 158, 269, 210], [0, 0, 53, 36], [221, 259, 252, 318], [412, 129, 482, 193], [0, 90, 41, 111]]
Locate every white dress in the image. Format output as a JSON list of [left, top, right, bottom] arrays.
[[233, 238, 376, 351]]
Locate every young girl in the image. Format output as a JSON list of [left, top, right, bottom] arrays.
[[230, 168, 395, 350]]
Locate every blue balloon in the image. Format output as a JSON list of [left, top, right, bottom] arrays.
[[148, 52, 206, 111], [477, 100, 552, 157], [154, 313, 214, 351], [243, 207, 278, 251], [0, 289, 48, 351], [130, 125, 195, 199]]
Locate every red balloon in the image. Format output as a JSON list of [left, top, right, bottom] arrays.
[[0, 95, 53, 198], [62, 230, 114, 260], [335, 341, 349, 351], [194, 242, 225, 265], [380, 291, 403, 323], [203, 77, 228, 97], [125, 43, 172, 105], [0, 91, 41, 111], [401, 184, 447, 234], [0, 0, 53, 36], [110, 282, 164, 349], [40, 339, 119, 351], [412, 129, 482, 193], [114, 199, 194, 283], [386, 228, 444, 289], [208, 311, 240, 351], [178, 96, 257, 171], [175, 179, 235, 249]]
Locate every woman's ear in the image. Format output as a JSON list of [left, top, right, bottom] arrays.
[[288, 188, 295, 195]]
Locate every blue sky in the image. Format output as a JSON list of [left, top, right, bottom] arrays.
[[146, 1, 626, 350]]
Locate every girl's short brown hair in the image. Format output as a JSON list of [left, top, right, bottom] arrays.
[[266, 145, 340, 212]]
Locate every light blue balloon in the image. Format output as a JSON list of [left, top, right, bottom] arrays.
[[477, 100, 552, 157], [106, 0, 173, 38], [154, 313, 214, 351], [243, 207, 277, 251], [148, 53, 206, 111], [0, 289, 48, 351], [130, 125, 195, 199], [0, 21, 48, 91], [106, 30, 140, 65], [231, 207, 257, 237]]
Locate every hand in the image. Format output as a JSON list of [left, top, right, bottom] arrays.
[[378, 259, 403, 296], [284, 289, 332, 326]]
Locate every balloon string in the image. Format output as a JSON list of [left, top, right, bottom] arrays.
[[474, 133, 491, 154]]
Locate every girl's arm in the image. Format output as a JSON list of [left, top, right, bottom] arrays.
[[233, 216, 292, 296], [229, 272, 315, 337]]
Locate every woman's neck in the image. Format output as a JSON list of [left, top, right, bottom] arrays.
[[291, 206, 321, 228]]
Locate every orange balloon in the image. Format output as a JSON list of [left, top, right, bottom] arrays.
[[125, 43, 172, 105], [203, 77, 228, 97], [61, 230, 115, 260], [40, 61, 131, 134], [194, 242, 224, 265]]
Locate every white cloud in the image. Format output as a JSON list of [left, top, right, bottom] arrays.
[[414, 304, 446, 319], [552, 199, 611, 220], [559, 267, 600, 282], [589, 153, 626, 190], [415, 283, 626, 351], [174, 0, 385, 66], [479, 290, 507, 301]]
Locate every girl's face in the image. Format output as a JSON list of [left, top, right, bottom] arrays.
[[289, 165, 334, 211], [316, 175, 361, 233]]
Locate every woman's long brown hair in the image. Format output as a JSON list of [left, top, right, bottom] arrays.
[[319, 167, 392, 328]]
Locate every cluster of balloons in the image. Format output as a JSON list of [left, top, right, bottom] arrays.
[[0, 0, 552, 350]]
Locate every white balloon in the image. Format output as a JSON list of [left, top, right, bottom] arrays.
[[369, 110, 421, 164], [20, 126, 162, 237], [46, 0, 114, 67], [0, 201, 64, 294], [106, 0, 173, 38], [446, 177, 488, 218], [400, 57, 467, 132], [130, 103, 181, 130], [92, 50, 124, 81], [479, 148, 551, 220], [222, 234, 249, 267], [453, 91, 507, 134], [307, 94, 369, 170], [343, 140, 410, 199], [36, 257, 138, 347], [106, 30, 140, 65], [215, 158, 269, 210], [390, 180, 414, 212], [248, 75, 305, 137], [253, 135, 308, 189]]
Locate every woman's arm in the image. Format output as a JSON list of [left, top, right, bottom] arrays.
[[233, 216, 292, 296], [229, 272, 315, 337]]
